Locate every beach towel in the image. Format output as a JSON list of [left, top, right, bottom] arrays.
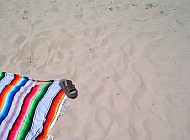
[[0, 72, 77, 140]]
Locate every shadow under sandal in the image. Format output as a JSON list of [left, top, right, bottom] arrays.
[[59, 79, 78, 99]]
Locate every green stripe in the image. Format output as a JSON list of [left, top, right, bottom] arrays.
[[0, 72, 5, 81], [16, 81, 53, 140]]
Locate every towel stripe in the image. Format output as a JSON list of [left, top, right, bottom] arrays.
[[36, 90, 65, 139], [0, 72, 5, 81]]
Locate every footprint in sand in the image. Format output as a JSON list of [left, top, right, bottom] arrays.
[[18, 36, 52, 75], [73, 7, 83, 19], [136, 31, 161, 39], [0, 55, 6, 67], [187, 108, 190, 133], [0, 1, 14, 11], [84, 26, 105, 37], [13, 35, 26, 47], [156, 71, 181, 88], [11, 18, 33, 32]]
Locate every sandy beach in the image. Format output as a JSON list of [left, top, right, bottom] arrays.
[[0, 0, 190, 139]]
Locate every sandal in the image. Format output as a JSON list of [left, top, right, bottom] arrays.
[[59, 79, 78, 99]]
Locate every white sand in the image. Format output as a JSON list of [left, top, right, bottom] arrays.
[[0, 0, 190, 139]]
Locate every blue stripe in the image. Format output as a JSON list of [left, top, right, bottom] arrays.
[[0, 78, 28, 124]]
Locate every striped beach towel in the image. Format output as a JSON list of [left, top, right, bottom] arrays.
[[0, 72, 68, 140]]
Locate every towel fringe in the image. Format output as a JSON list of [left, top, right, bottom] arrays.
[[58, 99, 71, 118], [48, 98, 71, 139], [46, 135, 54, 140]]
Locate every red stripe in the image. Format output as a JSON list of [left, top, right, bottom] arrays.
[[9, 74, 21, 85], [0, 86, 12, 109], [7, 85, 40, 140], [36, 90, 65, 140], [0, 75, 21, 109]]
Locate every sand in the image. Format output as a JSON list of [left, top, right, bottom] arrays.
[[0, 0, 190, 139]]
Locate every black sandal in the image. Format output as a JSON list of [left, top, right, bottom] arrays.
[[59, 79, 78, 99]]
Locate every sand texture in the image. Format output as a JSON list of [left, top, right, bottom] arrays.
[[0, 0, 190, 140]]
